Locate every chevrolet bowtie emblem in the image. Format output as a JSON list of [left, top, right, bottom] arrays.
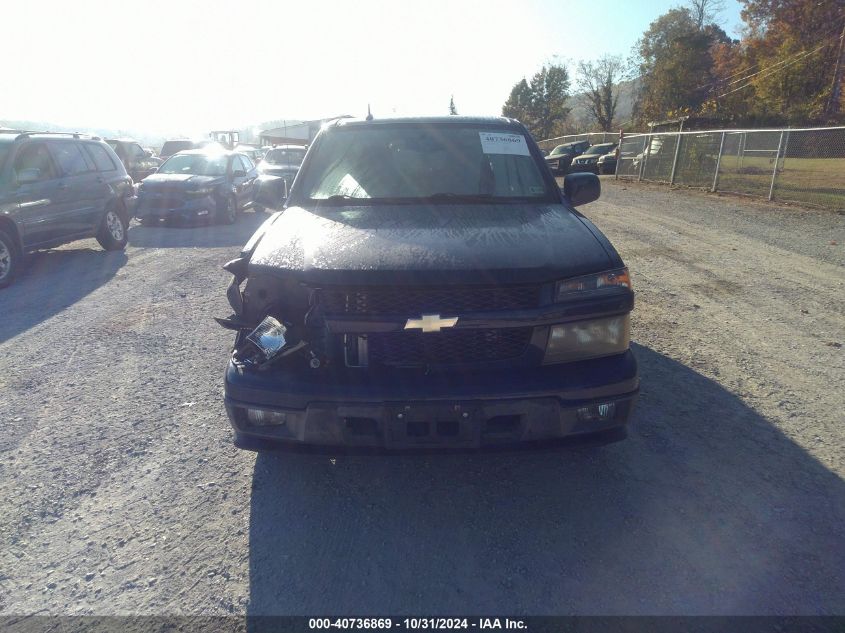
[[404, 314, 459, 333]]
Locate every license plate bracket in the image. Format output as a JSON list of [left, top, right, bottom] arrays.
[[386, 402, 481, 448]]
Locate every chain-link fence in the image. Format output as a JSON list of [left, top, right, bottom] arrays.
[[541, 126, 845, 210]]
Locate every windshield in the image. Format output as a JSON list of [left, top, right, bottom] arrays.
[[297, 126, 552, 203], [158, 154, 227, 176], [264, 148, 306, 165], [584, 144, 615, 155], [160, 140, 195, 156]]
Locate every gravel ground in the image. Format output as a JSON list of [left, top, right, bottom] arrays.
[[0, 181, 843, 617]]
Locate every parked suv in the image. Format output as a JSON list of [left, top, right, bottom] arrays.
[[219, 117, 637, 451], [106, 138, 162, 182], [570, 143, 617, 174], [0, 131, 133, 288], [544, 140, 591, 174]]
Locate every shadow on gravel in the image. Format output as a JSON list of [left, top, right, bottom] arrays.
[[128, 211, 270, 249], [246, 343, 845, 616], [0, 248, 127, 344]]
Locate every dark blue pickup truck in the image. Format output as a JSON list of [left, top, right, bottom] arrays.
[[218, 116, 637, 450]]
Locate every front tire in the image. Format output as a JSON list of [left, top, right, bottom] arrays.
[[0, 228, 21, 289], [96, 205, 128, 251]]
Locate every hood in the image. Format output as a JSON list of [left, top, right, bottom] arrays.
[[247, 203, 614, 285], [260, 163, 300, 174], [140, 174, 222, 188]]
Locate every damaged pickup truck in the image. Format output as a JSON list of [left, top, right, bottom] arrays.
[[218, 116, 637, 450]]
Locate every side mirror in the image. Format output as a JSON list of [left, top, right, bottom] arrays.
[[562, 172, 600, 207], [232, 169, 246, 178], [16, 168, 41, 185]]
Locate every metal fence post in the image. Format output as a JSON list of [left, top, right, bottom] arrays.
[[638, 135, 648, 181], [768, 131, 785, 201], [615, 128, 623, 181], [711, 131, 726, 192], [669, 132, 683, 185]]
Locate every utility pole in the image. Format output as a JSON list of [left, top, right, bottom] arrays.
[[827, 21, 845, 117]]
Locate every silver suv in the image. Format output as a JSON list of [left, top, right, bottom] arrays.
[[0, 131, 134, 288]]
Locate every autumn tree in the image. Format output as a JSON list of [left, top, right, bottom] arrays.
[[736, 0, 845, 124], [576, 55, 627, 131]]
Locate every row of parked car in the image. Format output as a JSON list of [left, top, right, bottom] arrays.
[[0, 129, 306, 288], [0, 127, 619, 290], [543, 140, 618, 176]]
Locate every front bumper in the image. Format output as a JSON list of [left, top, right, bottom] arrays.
[[570, 163, 599, 174], [135, 194, 216, 222], [224, 350, 638, 450]]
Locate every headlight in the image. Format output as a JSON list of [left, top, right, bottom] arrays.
[[544, 314, 630, 364], [555, 268, 630, 301], [246, 316, 288, 361], [186, 186, 214, 196]]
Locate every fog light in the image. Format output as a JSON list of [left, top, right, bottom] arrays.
[[246, 408, 287, 426], [577, 402, 616, 422], [247, 316, 287, 361]]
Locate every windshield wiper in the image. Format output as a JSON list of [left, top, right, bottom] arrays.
[[317, 194, 357, 203], [424, 193, 496, 202]]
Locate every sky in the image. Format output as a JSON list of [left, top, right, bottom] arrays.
[[2, 0, 744, 138]]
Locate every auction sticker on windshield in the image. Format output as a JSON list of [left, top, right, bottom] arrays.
[[479, 132, 530, 156]]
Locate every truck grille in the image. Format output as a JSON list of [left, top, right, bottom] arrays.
[[366, 328, 532, 367], [320, 285, 540, 315]]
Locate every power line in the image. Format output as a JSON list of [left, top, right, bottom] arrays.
[[713, 41, 833, 100], [694, 17, 844, 94]]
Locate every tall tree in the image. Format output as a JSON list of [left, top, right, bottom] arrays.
[[502, 78, 532, 124], [449, 95, 458, 115], [526, 64, 572, 139], [688, 0, 725, 29], [635, 7, 729, 124], [576, 55, 627, 131], [736, 0, 845, 124]]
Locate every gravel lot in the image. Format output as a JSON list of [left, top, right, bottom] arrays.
[[1, 180, 843, 617]]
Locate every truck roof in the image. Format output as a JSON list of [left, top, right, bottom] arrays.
[[332, 115, 520, 128]]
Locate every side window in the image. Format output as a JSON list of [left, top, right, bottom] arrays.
[[85, 144, 117, 172], [51, 142, 93, 176], [12, 143, 57, 182], [239, 155, 253, 171], [130, 144, 146, 159]]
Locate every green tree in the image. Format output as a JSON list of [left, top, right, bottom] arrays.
[[502, 63, 571, 138], [635, 8, 729, 124], [502, 78, 532, 124]]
